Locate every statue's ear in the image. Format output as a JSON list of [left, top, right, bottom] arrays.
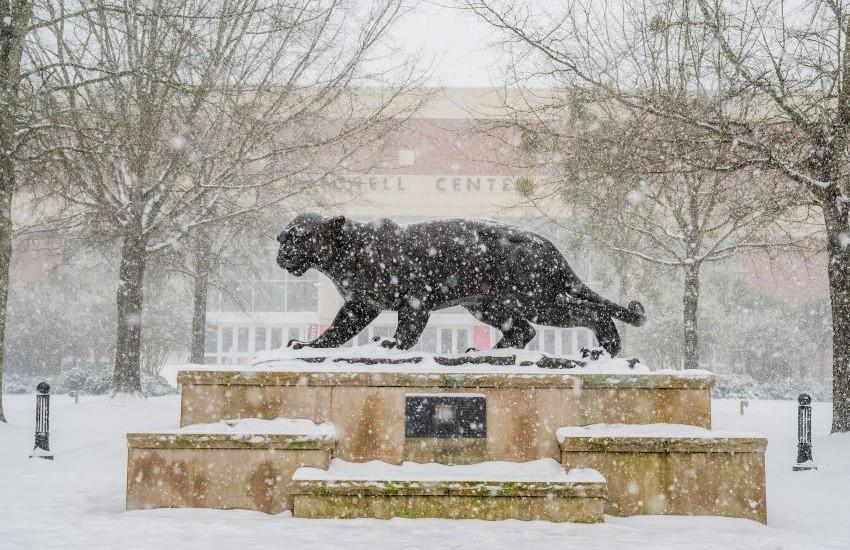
[[327, 215, 347, 234]]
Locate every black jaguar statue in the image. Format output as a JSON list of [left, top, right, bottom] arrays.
[[276, 214, 645, 356]]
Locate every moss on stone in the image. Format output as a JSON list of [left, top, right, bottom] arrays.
[[178, 370, 714, 390], [560, 436, 767, 454], [127, 433, 335, 451], [292, 494, 605, 522]]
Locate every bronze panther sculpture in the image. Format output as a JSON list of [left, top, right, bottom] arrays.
[[276, 213, 645, 356]]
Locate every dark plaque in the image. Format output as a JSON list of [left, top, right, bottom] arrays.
[[405, 394, 486, 438]]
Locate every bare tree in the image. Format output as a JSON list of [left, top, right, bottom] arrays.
[[0, 0, 31, 422], [465, 0, 850, 432], [0, 0, 125, 420], [519, 106, 797, 369], [31, 0, 420, 394], [170, 215, 261, 365]]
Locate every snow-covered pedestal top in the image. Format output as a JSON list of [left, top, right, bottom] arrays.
[[252, 343, 648, 373], [177, 344, 714, 390]]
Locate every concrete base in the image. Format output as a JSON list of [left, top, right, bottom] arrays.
[[292, 494, 604, 522], [559, 426, 767, 523], [126, 432, 332, 514], [124, 360, 762, 522], [290, 462, 607, 522]]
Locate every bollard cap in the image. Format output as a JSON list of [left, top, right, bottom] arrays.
[[798, 393, 811, 405], [36, 382, 50, 395]]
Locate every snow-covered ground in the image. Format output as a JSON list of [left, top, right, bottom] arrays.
[[0, 394, 847, 550]]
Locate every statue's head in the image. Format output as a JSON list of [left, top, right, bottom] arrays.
[[276, 213, 347, 276]]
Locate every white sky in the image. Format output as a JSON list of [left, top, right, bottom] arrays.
[[391, 1, 505, 88]]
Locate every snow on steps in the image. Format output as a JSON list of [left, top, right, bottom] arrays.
[[558, 423, 768, 523], [127, 417, 336, 450], [290, 458, 607, 522]]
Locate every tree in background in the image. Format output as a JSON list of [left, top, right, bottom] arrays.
[[517, 103, 797, 370], [5, 245, 115, 377], [164, 216, 262, 365], [4, 239, 189, 389], [0, 0, 134, 420], [465, 0, 850, 432], [29, 0, 420, 394]]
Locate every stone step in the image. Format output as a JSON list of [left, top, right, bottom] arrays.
[[290, 458, 607, 522], [557, 424, 767, 523], [126, 418, 335, 514]]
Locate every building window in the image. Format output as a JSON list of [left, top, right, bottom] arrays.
[[543, 329, 556, 354], [255, 327, 267, 352], [356, 330, 371, 346], [421, 327, 437, 352], [204, 324, 313, 365], [221, 327, 234, 353], [211, 269, 319, 314], [220, 282, 252, 312], [527, 330, 539, 351], [439, 328, 453, 354], [237, 327, 249, 353], [204, 326, 218, 354], [456, 329, 469, 353], [561, 330, 575, 355], [253, 281, 286, 311], [286, 280, 318, 312], [270, 328, 283, 350]]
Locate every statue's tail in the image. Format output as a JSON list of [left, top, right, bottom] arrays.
[[561, 282, 647, 327]]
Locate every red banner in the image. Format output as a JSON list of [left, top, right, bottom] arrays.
[[473, 326, 492, 350]]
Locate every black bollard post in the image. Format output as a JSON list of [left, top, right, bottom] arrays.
[[792, 393, 815, 471], [29, 382, 54, 460]]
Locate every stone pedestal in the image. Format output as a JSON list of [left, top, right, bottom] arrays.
[[127, 429, 333, 513], [558, 424, 767, 523], [178, 367, 714, 464], [124, 351, 767, 523]]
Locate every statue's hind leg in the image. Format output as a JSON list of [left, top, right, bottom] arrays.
[[590, 316, 621, 357], [465, 302, 536, 349], [540, 305, 622, 357]]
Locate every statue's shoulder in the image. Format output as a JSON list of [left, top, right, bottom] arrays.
[[358, 217, 404, 238]]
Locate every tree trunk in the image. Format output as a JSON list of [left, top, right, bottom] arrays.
[[189, 234, 213, 364], [0, 170, 11, 422], [112, 225, 147, 395], [682, 263, 700, 371], [0, 1, 36, 421], [824, 203, 850, 433]]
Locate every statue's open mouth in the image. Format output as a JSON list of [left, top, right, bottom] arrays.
[[288, 265, 307, 277], [278, 255, 309, 277]]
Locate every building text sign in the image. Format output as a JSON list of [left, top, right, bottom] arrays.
[[346, 176, 516, 194]]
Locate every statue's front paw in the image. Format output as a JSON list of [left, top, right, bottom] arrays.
[[287, 339, 310, 350], [379, 338, 399, 349], [580, 347, 607, 361], [370, 335, 399, 348]]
